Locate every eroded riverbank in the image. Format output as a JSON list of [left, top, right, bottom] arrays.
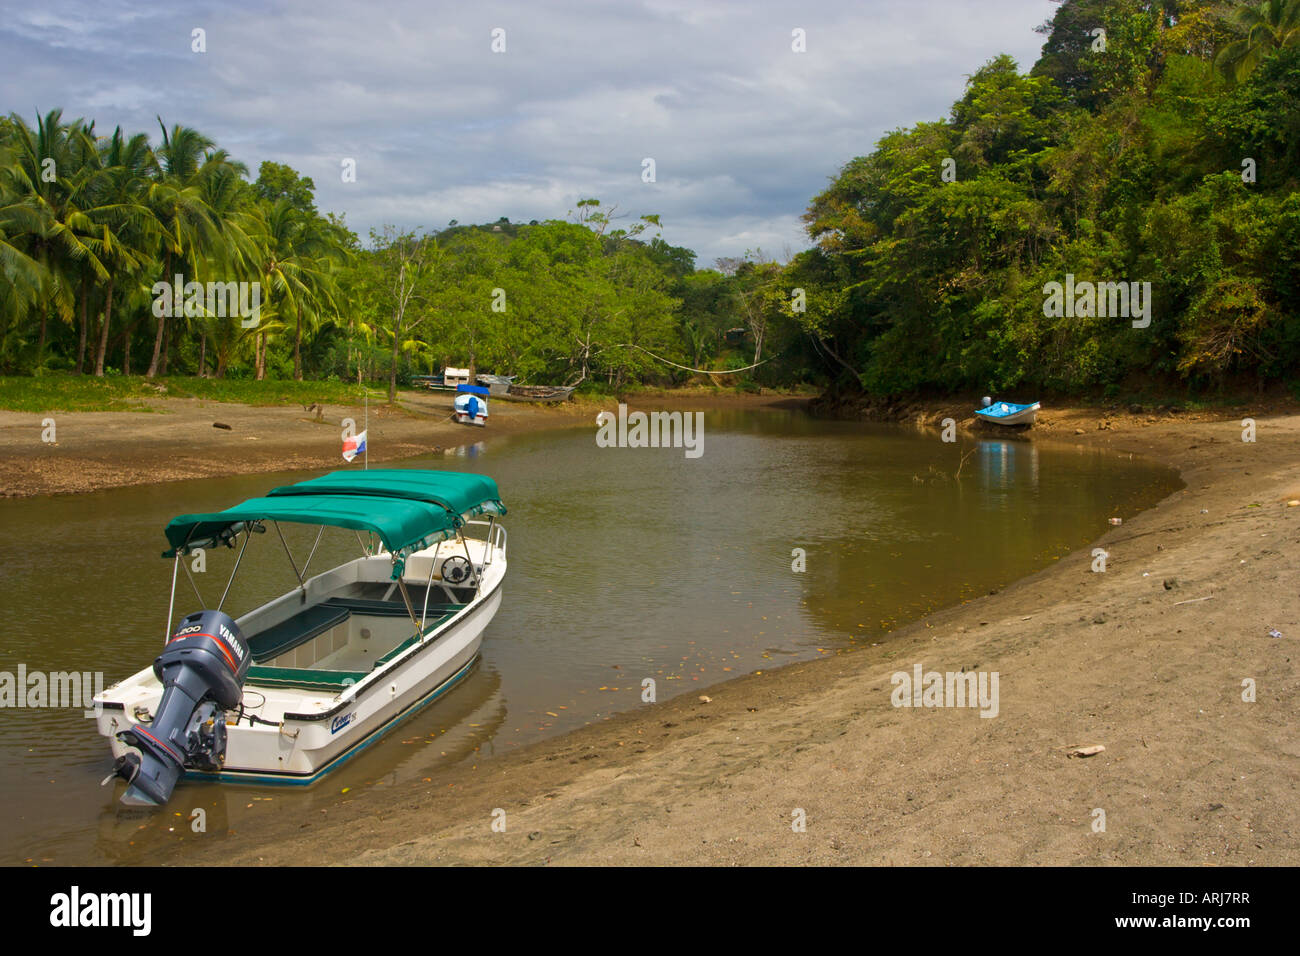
[[0, 388, 808, 497], [157, 411, 1300, 866]]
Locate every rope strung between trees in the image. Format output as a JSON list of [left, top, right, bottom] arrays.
[[597, 342, 776, 375]]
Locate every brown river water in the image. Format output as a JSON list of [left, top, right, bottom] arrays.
[[0, 407, 1181, 863]]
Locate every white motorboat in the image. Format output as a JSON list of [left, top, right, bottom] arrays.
[[453, 384, 490, 426], [92, 469, 507, 805]]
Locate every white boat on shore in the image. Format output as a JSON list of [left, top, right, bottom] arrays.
[[453, 383, 490, 426], [93, 469, 508, 806]]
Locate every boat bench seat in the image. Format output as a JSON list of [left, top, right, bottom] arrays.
[[370, 607, 463, 669], [245, 596, 458, 664], [246, 604, 351, 664], [243, 599, 468, 682], [244, 666, 368, 691], [322, 596, 414, 617]]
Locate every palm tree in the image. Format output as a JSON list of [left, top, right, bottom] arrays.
[[1215, 0, 1300, 84], [183, 155, 248, 376], [238, 197, 353, 380], [2, 110, 110, 367], [238, 199, 308, 379], [145, 121, 226, 378], [84, 126, 158, 376], [0, 148, 49, 328], [287, 215, 347, 380]]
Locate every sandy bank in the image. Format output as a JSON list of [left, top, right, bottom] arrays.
[[158, 404, 1299, 866], [0, 388, 806, 497]]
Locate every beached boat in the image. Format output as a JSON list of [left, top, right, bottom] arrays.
[[476, 373, 516, 396], [412, 367, 471, 392], [453, 384, 490, 425], [502, 383, 576, 403], [92, 469, 508, 806], [974, 399, 1040, 426]]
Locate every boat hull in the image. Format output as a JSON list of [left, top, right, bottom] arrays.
[[95, 541, 506, 789], [975, 402, 1040, 426], [502, 385, 575, 403], [189, 652, 479, 786]]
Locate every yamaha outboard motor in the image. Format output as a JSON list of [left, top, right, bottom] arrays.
[[113, 610, 250, 806]]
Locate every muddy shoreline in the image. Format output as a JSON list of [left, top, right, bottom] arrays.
[[148, 403, 1300, 867], [0, 388, 808, 498], [7, 389, 1296, 865]]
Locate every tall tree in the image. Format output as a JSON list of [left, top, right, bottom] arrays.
[[85, 126, 158, 376], [145, 121, 227, 378], [365, 226, 436, 402]]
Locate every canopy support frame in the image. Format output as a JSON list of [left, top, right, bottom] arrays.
[[460, 532, 481, 594], [164, 554, 180, 644], [419, 549, 437, 636], [218, 526, 253, 613], [300, 524, 326, 582], [394, 577, 422, 638], [272, 521, 307, 603], [181, 554, 205, 609], [483, 517, 496, 566]]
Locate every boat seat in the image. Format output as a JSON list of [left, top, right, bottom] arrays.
[[245, 665, 368, 692], [246, 604, 351, 664], [322, 596, 414, 617], [371, 607, 464, 669]]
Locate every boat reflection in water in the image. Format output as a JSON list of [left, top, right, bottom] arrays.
[[978, 439, 1040, 491], [444, 441, 487, 459]]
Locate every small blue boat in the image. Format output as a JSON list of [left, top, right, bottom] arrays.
[[974, 399, 1040, 426]]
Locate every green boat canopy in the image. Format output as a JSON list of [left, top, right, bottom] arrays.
[[163, 470, 506, 576], [266, 469, 506, 519]]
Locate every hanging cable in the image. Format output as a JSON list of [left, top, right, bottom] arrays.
[[595, 342, 777, 375]]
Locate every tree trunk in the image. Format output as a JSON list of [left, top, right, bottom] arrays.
[[147, 253, 171, 378], [198, 332, 207, 377], [146, 305, 165, 378], [388, 321, 401, 403], [76, 278, 88, 374], [161, 317, 170, 375], [256, 331, 266, 381], [294, 304, 303, 380], [94, 280, 114, 376]]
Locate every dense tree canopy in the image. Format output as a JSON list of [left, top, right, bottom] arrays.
[[2, 0, 1295, 401], [795, 0, 1300, 398]]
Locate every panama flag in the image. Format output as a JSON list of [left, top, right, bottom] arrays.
[[342, 430, 367, 463]]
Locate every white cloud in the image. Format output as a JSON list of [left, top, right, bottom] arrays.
[[0, 0, 1060, 263]]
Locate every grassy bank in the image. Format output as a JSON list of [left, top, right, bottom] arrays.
[[0, 374, 822, 415], [0, 374, 387, 413]]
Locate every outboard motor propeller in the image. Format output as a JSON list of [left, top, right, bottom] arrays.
[[113, 610, 250, 806]]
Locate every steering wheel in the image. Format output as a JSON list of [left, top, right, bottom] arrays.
[[440, 555, 473, 584]]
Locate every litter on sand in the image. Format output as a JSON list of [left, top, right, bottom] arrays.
[[1067, 745, 1106, 758]]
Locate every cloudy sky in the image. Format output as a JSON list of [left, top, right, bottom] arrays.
[[2, 0, 1059, 266]]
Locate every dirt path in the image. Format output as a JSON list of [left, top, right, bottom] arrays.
[[159, 407, 1299, 866]]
